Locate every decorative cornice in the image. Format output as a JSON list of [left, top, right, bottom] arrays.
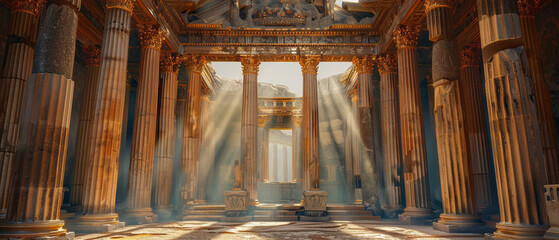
[[517, 0, 544, 16], [460, 45, 481, 67], [83, 45, 101, 66], [12, 0, 46, 16], [299, 56, 320, 75], [183, 55, 206, 74], [424, 0, 455, 13], [377, 54, 398, 74], [106, 0, 135, 13], [160, 54, 181, 73], [240, 55, 261, 74], [352, 56, 374, 74], [393, 24, 421, 49], [139, 25, 165, 49]]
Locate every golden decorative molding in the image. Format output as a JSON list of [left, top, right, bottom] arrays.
[[377, 54, 398, 74], [240, 56, 261, 74], [139, 25, 165, 49], [183, 55, 206, 73], [160, 54, 180, 73], [349, 89, 359, 102], [106, 0, 135, 13], [292, 115, 303, 128], [258, 115, 271, 128], [299, 56, 320, 75], [12, 0, 45, 16], [424, 0, 455, 13], [517, 0, 544, 16], [460, 45, 481, 67], [393, 24, 421, 49], [352, 56, 374, 74], [83, 45, 101, 66]]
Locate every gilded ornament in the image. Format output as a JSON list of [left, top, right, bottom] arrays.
[[349, 89, 359, 102], [460, 45, 481, 67], [299, 56, 320, 75], [393, 24, 420, 49], [183, 55, 206, 73], [352, 56, 374, 74], [139, 25, 165, 49], [424, 0, 454, 13], [160, 54, 180, 73], [377, 54, 397, 74], [517, 0, 543, 16], [12, 0, 46, 16], [240, 56, 261, 74], [83, 45, 101, 66], [106, 0, 135, 13]]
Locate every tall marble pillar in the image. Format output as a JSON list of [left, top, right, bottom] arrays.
[[122, 25, 164, 225], [350, 92, 363, 204], [0, 0, 44, 219], [518, 0, 559, 184], [196, 91, 213, 204], [240, 55, 260, 205], [352, 56, 382, 205], [152, 55, 180, 219], [425, 1, 482, 232], [300, 56, 321, 191], [344, 90, 356, 203], [258, 116, 270, 182], [393, 24, 434, 224], [72, 0, 134, 232], [271, 144, 278, 182], [182, 55, 205, 204], [0, 0, 80, 237], [377, 54, 403, 216], [282, 145, 289, 182], [292, 116, 302, 182], [477, 0, 549, 238], [70, 45, 101, 211], [459, 46, 496, 214]]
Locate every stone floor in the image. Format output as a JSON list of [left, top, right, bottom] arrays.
[[75, 220, 486, 240]]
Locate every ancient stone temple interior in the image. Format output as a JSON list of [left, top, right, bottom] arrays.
[[0, 0, 558, 239]]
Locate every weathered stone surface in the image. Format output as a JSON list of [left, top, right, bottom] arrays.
[[225, 190, 248, 216], [303, 190, 327, 212]]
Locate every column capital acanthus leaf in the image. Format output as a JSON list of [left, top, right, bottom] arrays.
[[240, 55, 261, 74], [106, 0, 135, 13], [299, 55, 320, 75], [12, 0, 46, 16], [183, 55, 207, 73], [393, 24, 421, 49], [424, 0, 455, 13], [377, 54, 398, 74], [138, 25, 165, 49], [352, 56, 375, 74], [160, 54, 181, 72]]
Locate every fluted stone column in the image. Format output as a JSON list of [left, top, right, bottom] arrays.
[[518, 0, 559, 184], [258, 117, 271, 182], [282, 145, 289, 182], [70, 0, 134, 232], [350, 92, 363, 205], [0, 0, 80, 238], [344, 91, 356, 203], [459, 46, 496, 214], [377, 54, 403, 217], [292, 116, 302, 182], [0, 0, 44, 219], [182, 55, 205, 205], [300, 56, 321, 191], [152, 55, 180, 219], [69, 46, 101, 211], [240, 55, 260, 205], [271, 144, 278, 182], [425, 1, 482, 232], [122, 25, 164, 225], [196, 91, 212, 204], [393, 24, 434, 224], [477, 0, 549, 238], [353, 56, 382, 208]]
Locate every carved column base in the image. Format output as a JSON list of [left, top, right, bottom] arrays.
[[67, 213, 124, 233], [353, 188, 363, 205], [492, 223, 549, 240], [153, 206, 173, 220], [398, 208, 435, 225], [121, 208, 158, 225], [0, 220, 73, 239], [432, 214, 486, 233], [301, 191, 329, 221]]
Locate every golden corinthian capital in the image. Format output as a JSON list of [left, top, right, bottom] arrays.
[[299, 56, 320, 75], [139, 25, 165, 49], [12, 0, 46, 16], [393, 24, 421, 49], [424, 0, 454, 13], [240, 55, 261, 74], [183, 55, 207, 73], [377, 54, 397, 74], [352, 56, 374, 74], [106, 0, 135, 13]]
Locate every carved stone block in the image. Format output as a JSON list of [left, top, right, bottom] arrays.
[[224, 190, 248, 217], [303, 190, 327, 213], [545, 184, 559, 239]]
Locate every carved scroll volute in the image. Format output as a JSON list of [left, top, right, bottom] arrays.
[[377, 54, 398, 74], [240, 55, 261, 74], [393, 24, 421, 49], [299, 56, 320, 75], [138, 25, 165, 49]]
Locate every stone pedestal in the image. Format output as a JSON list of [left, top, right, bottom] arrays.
[[302, 191, 328, 221], [224, 190, 248, 217], [545, 184, 559, 239]]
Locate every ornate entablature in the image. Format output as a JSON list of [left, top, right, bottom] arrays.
[[258, 97, 302, 129]]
